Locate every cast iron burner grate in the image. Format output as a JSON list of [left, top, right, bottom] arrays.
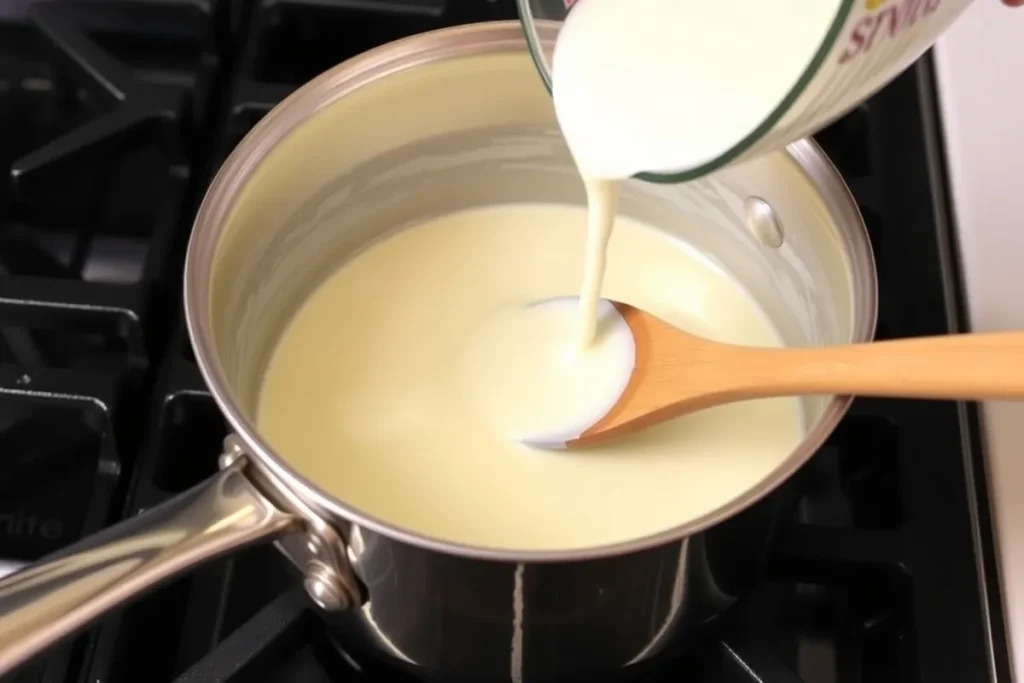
[[0, 1, 1003, 682]]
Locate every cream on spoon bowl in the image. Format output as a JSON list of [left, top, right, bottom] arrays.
[[460, 296, 636, 447], [508, 298, 1024, 450]]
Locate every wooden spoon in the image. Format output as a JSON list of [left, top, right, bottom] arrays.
[[537, 300, 1024, 450]]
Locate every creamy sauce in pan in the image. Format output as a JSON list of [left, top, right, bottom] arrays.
[[257, 203, 803, 551]]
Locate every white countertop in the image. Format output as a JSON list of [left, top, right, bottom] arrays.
[[933, 2, 1024, 680]]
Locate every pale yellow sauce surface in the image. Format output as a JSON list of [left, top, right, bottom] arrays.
[[258, 203, 804, 551]]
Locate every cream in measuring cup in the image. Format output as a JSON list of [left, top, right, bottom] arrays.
[[549, 0, 973, 183], [547, 0, 971, 362]]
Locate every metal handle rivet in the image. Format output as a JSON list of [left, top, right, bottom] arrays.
[[304, 560, 353, 611], [218, 435, 247, 470], [744, 196, 784, 248]]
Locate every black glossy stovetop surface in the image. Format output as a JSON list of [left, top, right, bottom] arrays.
[[0, 1, 1002, 682]]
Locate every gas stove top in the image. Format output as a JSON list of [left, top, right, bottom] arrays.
[[0, 1, 1006, 682]]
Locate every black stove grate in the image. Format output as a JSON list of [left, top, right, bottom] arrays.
[[0, 1, 1002, 682]]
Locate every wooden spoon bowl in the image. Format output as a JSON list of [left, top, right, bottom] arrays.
[[535, 300, 1024, 449]]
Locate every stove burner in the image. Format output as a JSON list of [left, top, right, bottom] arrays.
[[0, 1, 1003, 682], [9, 3, 194, 187], [0, 0, 214, 372]]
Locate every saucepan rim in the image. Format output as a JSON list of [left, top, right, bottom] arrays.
[[184, 20, 878, 564]]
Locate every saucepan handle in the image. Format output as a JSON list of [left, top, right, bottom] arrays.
[[0, 459, 299, 676]]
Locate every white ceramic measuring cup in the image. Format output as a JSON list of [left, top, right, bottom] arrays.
[[517, 0, 975, 183]]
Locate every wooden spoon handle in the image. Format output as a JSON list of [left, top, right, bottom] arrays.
[[739, 331, 1024, 401]]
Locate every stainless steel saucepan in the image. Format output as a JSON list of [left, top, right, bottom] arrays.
[[0, 21, 877, 682]]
